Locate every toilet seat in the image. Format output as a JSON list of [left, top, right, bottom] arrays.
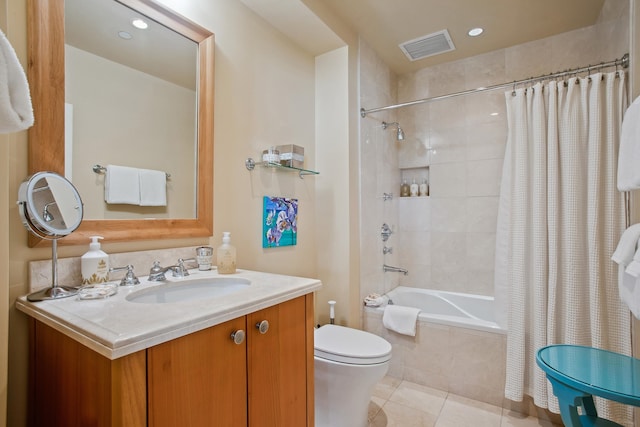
[[314, 325, 392, 365]]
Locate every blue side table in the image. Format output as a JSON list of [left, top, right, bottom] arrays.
[[536, 345, 640, 426]]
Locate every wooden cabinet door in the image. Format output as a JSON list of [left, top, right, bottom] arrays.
[[247, 296, 308, 427], [147, 316, 248, 427], [30, 320, 147, 427]]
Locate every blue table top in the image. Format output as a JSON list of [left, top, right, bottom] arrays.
[[537, 345, 640, 406]]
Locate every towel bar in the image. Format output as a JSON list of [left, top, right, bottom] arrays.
[[92, 164, 171, 179]]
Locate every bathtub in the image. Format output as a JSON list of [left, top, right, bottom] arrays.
[[363, 286, 507, 407], [371, 286, 505, 334]]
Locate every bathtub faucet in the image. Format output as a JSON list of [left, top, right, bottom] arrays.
[[382, 264, 408, 275]]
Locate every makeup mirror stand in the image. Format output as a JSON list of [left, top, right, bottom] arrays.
[[18, 171, 85, 302], [27, 239, 79, 302]]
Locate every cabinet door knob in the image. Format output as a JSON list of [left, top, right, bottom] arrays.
[[230, 329, 245, 345], [255, 320, 269, 334]]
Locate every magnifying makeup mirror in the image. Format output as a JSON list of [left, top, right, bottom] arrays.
[[17, 171, 84, 301]]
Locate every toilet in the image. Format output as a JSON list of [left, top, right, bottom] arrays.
[[314, 324, 392, 427]]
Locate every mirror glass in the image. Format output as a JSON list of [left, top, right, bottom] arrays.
[[18, 172, 84, 239], [65, 0, 198, 220], [27, 0, 214, 247]]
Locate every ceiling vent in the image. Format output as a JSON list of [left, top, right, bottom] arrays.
[[399, 29, 455, 61]]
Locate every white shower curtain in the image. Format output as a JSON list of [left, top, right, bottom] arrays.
[[495, 71, 631, 424]]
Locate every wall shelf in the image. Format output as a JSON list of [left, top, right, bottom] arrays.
[[245, 158, 319, 179]]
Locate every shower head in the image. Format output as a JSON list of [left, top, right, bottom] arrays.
[[382, 121, 405, 141]]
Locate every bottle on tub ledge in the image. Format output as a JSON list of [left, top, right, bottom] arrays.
[[217, 232, 237, 274]]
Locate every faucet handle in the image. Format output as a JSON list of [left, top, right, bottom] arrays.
[[109, 265, 140, 286], [173, 258, 196, 278]]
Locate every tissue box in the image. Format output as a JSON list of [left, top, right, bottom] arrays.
[[276, 144, 304, 168]]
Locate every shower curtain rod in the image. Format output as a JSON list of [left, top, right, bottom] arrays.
[[360, 53, 629, 118]]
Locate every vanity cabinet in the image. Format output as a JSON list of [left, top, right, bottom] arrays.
[[28, 294, 314, 427]]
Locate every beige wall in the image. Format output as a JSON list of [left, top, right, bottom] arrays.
[[7, 0, 323, 424], [302, 0, 362, 328], [314, 47, 350, 325]]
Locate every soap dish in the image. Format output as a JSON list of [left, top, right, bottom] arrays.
[[77, 283, 118, 300]]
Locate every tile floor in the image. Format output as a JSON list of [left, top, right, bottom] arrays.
[[369, 376, 561, 427]]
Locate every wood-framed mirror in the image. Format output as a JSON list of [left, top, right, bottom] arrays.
[[27, 0, 214, 247]]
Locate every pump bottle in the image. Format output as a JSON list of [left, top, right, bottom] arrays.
[[217, 232, 237, 274], [81, 236, 110, 284]]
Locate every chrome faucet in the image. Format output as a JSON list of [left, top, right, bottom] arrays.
[[148, 258, 196, 281], [383, 264, 408, 275]]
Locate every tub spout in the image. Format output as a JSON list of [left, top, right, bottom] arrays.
[[383, 264, 408, 275]]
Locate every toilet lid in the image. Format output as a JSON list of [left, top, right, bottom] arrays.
[[314, 325, 392, 365]]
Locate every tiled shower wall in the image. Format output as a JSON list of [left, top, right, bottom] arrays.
[[359, 0, 629, 301]]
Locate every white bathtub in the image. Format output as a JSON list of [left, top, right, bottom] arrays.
[[363, 286, 507, 407], [369, 286, 506, 334]]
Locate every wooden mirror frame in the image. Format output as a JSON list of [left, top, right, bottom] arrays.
[[27, 0, 214, 247]]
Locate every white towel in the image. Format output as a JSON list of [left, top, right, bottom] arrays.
[[382, 305, 420, 337], [105, 165, 140, 205], [612, 223, 640, 265], [618, 265, 640, 319], [364, 293, 385, 307], [617, 96, 640, 191], [626, 245, 640, 278], [139, 168, 167, 206], [0, 28, 33, 134], [612, 225, 640, 319]]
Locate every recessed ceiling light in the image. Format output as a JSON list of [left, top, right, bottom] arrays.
[[118, 31, 133, 40], [468, 27, 484, 37], [132, 18, 148, 30]]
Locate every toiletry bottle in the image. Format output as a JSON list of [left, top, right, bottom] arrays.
[[410, 178, 419, 197], [419, 178, 429, 197], [81, 236, 110, 284], [400, 179, 410, 197], [217, 232, 237, 274]]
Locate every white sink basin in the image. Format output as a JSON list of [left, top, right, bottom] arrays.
[[126, 277, 250, 304]]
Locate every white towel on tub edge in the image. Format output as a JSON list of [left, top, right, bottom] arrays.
[[383, 305, 420, 337]]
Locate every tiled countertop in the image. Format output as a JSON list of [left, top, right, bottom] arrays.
[[16, 268, 321, 359]]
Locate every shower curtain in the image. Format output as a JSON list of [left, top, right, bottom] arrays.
[[494, 71, 631, 424]]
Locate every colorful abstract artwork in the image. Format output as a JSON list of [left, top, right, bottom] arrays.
[[263, 196, 298, 248]]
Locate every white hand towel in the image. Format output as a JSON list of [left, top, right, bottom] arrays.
[[139, 168, 167, 206], [618, 264, 640, 319], [105, 165, 140, 205], [0, 28, 34, 134], [617, 96, 640, 191], [612, 223, 640, 265], [383, 305, 420, 337]]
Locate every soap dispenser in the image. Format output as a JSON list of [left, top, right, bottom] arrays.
[[81, 236, 110, 284], [217, 232, 237, 274]]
